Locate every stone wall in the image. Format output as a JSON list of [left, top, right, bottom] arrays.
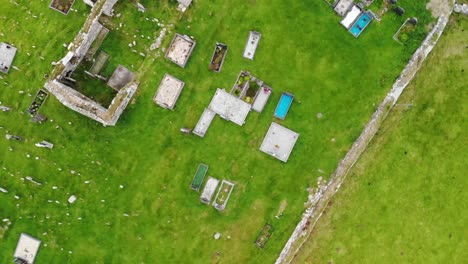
[[45, 79, 139, 126], [61, 20, 104, 76], [45, 80, 109, 123], [275, 14, 452, 264], [105, 82, 139, 126]]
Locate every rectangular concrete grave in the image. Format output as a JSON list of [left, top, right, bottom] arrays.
[[259, 122, 299, 162], [190, 163, 208, 191], [193, 108, 216, 137], [213, 180, 234, 211], [252, 85, 272, 113], [107, 65, 135, 91], [200, 177, 219, 204], [27, 89, 49, 116], [0, 42, 17, 74], [231, 71, 264, 104], [13, 233, 41, 264], [231, 71, 251, 98], [209, 43, 228, 72], [153, 73, 185, 110], [208, 88, 251, 126], [243, 31, 261, 60], [165, 33, 196, 68], [341, 5, 362, 29]]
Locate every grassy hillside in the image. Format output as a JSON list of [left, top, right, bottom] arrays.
[[293, 14, 467, 264]]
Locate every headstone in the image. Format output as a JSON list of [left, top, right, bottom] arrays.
[[394, 6, 405, 16], [68, 195, 77, 204], [137, 3, 146, 13], [214, 232, 221, 240], [408, 17, 418, 26], [180, 127, 191, 134], [35, 141, 54, 149]]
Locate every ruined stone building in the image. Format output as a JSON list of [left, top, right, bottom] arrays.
[[45, 0, 139, 126]]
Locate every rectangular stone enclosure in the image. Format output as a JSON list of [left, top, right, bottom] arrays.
[[153, 73, 185, 110], [260, 122, 299, 162], [0, 42, 17, 74], [165, 33, 196, 68], [213, 180, 235, 211]]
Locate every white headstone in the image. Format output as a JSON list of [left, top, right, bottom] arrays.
[[68, 195, 76, 204]]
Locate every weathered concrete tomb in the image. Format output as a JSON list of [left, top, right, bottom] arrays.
[[193, 88, 251, 137], [13, 233, 41, 264], [153, 73, 185, 110], [107, 65, 135, 91], [0, 43, 17, 74], [45, 0, 140, 126], [192, 108, 216, 137], [334, 0, 354, 16], [243, 31, 261, 60], [212, 180, 235, 211], [260, 122, 299, 162], [165, 33, 196, 68]]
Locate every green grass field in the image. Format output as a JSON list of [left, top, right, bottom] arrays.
[[293, 14, 468, 264], [0, 0, 441, 263]]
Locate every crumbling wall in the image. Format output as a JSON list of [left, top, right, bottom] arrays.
[[61, 20, 104, 76], [105, 82, 139, 126], [45, 80, 109, 123], [45, 80, 139, 126]]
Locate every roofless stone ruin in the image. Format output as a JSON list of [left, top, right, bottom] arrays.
[[44, 0, 139, 126]]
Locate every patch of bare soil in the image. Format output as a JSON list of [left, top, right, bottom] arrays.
[[426, 0, 452, 18]]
